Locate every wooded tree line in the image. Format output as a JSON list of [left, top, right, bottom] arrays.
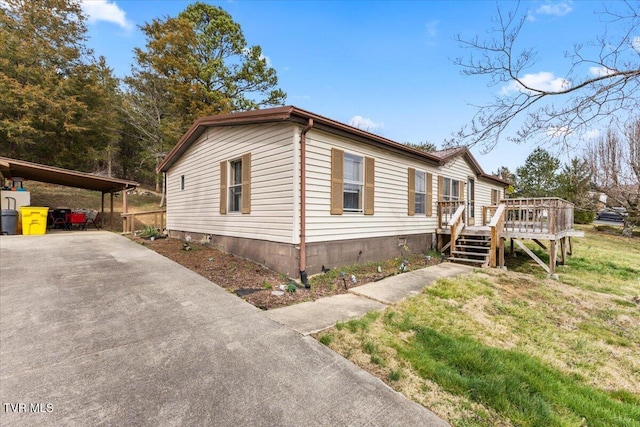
[[0, 0, 286, 188], [1, 1, 638, 232]]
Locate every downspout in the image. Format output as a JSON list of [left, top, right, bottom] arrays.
[[299, 118, 313, 288]]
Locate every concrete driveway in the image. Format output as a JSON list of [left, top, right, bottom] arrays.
[[0, 232, 447, 426]]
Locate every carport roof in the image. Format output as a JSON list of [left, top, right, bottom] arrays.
[[0, 157, 139, 193]]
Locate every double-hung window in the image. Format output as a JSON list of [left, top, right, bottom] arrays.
[[408, 168, 432, 216], [343, 153, 364, 213], [229, 159, 243, 212], [219, 152, 251, 215], [442, 177, 460, 201], [330, 148, 374, 215], [491, 189, 501, 205], [415, 170, 426, 214]]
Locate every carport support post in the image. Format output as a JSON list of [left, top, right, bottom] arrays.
[[123, 187, 128, 216], [101, 192, 105, 226], [123, 187, 129, 233], [110, 191, 114, 228]]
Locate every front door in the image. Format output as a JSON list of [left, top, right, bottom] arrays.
[[467, 178, 475, 225]]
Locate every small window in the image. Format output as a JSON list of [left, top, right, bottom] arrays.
[[491, 189, 501, 205], [415, 170, 426, 214], [229, 159, 242, 212], [343, 153, 364, 212], [180, 175, 185, 191]]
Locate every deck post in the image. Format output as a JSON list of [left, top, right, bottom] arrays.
[[549, 240, 557, 275], [498, 237, 505, 268], [567, 236, 573, 255], [559, 237, 567, 265]]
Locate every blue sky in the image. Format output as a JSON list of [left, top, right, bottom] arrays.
[[80, 0, 611, 174]]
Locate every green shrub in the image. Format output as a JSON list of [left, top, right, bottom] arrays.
[[574, 210, 595, 224]]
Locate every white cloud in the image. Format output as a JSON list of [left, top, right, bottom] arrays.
[[425, 20, 439, 37], [583, 129, 601, 140], [501, 71, 570, 95], [349, 116, 384, 131], [545, 126, 573, 138], [536, 1, 573, 17], [242, 47, 272, 67], [81, 0, 133, 31], [589, 66, 615, 77], [545, 126, 600, 140], [424, 20, 439, 46]]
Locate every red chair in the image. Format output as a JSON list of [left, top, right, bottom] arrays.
[[69, 212, 86, 229]]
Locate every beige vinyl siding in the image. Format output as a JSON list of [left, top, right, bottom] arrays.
[[304, 129, 440, 243], [166, 122, 296, 243], [477, 179, 505, 209], [437, 156, 505, 220]]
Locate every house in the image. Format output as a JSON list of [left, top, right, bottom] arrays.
[[158, 106, 509, 281]]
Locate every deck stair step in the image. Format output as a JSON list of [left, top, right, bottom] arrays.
[[448, 257, 487, 265], [451, 250, 488, 257], [455, 244, 490, 250], [449, 231, 492, 267]]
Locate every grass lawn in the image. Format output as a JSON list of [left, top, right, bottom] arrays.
[[317, 226, 640, 426]]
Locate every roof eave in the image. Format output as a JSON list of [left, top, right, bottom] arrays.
[[158, 106, 443, 172]]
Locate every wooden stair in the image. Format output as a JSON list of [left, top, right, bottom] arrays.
[[448, 229, 491, 267]]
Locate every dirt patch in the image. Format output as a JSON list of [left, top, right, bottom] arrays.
[[135, 236, 442, 310]]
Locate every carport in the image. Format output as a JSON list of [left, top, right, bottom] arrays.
[[0, 156, 138, 227]]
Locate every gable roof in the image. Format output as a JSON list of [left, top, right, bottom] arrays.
[[431, 147, 510, 185], [0, 156, 138, 193], [158, 106, 508, 186]]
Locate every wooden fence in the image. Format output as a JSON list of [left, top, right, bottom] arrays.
[[121, 209, 166, 235]]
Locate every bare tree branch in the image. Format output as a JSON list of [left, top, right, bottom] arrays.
[[452, 1, 640, 152]]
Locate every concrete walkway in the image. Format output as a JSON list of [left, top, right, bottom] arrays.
[[265, 263, 473, 335], [0, 232, 448, 427]]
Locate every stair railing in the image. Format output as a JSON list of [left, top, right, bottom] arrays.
[[448, 204, 466, 254], [488, 203, 506, 267]]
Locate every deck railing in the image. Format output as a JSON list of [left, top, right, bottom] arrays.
[[437, 200, 466, 228], [121, 209, 166, 234], [448, 204, 466, 254], [482, 205, 498, 226], [502, 198, 575, 235]]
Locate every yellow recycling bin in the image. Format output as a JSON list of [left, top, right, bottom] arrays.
[[20, 206, 49, 235]]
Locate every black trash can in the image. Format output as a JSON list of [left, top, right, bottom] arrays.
[[1, 197, 18, 235]]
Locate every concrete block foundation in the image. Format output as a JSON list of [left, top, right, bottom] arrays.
[[167, 230, 434, 278]]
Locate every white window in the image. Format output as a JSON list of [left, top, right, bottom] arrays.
[[343, 153, 364, 212], [415, 170, 426, 214], [442, 177, 460, 201], [229, 159, 242, 212]]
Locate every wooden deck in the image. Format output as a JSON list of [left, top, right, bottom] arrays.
[[437, 198, 584, 276]]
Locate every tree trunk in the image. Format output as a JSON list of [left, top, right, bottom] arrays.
[[622, 218, 633, 237], [159, 173, 165, 208]]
